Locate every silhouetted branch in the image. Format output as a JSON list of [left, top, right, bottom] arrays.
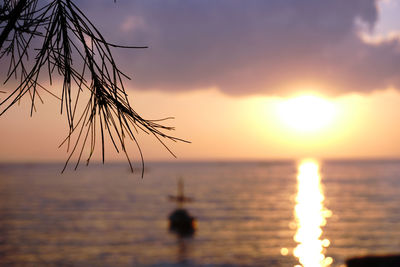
[[0, 0, 189, 176]]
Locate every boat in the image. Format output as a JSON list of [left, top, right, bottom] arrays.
[[168, 178, 196, 236]]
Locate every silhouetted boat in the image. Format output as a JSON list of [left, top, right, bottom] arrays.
[[168, 178, 196, 236], [168, 208, 196, 236]]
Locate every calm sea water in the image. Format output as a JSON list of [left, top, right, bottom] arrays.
[[1, 160, 400, 266]]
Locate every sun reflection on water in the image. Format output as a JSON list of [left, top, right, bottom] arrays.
[[293, 159, 332, 267]]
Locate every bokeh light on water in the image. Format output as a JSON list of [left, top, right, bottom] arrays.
[[293, 159, 333, 267]]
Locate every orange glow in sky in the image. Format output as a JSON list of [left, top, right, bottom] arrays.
[[3, 88, 400, 162]]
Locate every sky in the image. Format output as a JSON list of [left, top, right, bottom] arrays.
[[2, 0, 400, 164]]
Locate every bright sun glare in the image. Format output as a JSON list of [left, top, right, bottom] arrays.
[[276, 95, 336, 133]]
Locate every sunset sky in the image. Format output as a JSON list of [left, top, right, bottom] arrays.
[[2, 0, 400, 163]]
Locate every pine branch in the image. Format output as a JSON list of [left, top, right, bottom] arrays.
[[0, 0, 189, 176]]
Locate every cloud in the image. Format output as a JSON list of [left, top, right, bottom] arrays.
[[6, 0, 400, 97], [120, 16, 146, 33]]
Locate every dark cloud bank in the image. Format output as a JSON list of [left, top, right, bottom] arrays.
[[66, 1, 400, 95]]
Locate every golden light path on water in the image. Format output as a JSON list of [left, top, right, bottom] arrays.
[[293, 159, 333, 267]]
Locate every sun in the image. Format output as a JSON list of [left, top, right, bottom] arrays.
[[276, 95, 336, 133]]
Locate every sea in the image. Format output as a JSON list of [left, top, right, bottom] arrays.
[[1, 160, 400, 267]]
